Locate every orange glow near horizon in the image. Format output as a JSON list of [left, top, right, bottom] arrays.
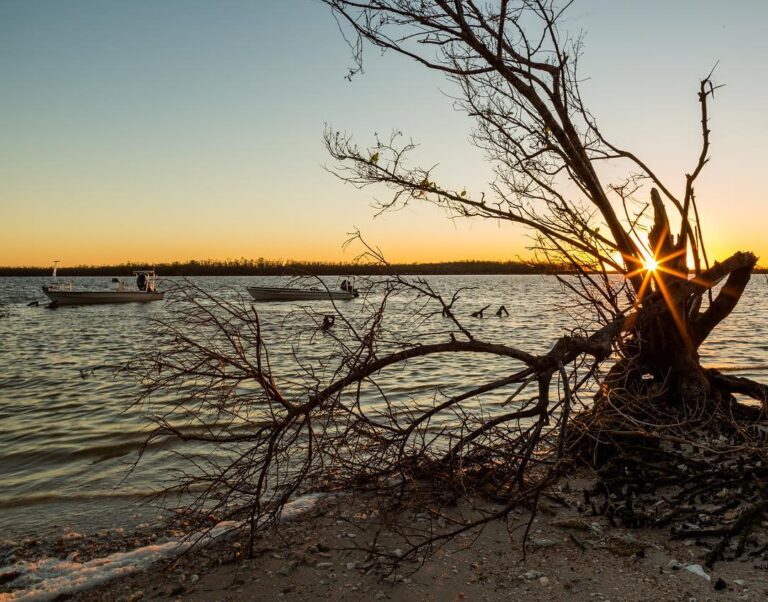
[[0, 227, 533, 268], [0, 223, 764, 269]]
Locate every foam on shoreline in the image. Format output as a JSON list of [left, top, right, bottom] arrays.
[[0, 493, 326, 602]]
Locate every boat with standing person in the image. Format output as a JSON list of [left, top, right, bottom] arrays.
[[42, 265, 165, 306]]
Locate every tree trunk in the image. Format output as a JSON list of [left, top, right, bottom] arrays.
[[603, 190, 757, 404], [634, 307, 710, 401]]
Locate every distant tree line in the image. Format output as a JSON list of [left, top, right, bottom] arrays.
[[0, 258, 581, 277]]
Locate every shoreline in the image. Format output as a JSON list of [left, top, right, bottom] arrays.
[[3, 473, 767, 601]]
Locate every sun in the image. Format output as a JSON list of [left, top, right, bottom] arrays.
[[644, 257, 659, 272]]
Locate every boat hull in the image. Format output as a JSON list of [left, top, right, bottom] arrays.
[[43, 290, 165, 305], [247, 287, 355, 302]]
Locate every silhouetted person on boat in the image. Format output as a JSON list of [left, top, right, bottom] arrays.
[[340, 278, 359, 296], [137, 273, 147, 292]]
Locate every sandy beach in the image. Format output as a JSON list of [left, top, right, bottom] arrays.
[[2, 472, 766, 601]]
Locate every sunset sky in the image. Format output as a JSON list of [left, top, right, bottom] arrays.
[[2, 1, 767, 267]]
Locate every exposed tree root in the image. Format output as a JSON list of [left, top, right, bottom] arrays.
[[571, 392, 768, 567]]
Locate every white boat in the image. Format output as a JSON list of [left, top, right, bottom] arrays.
[[42, 267, 165, 306], [43, 289, 166, 305], [247, 279, 358, 302]]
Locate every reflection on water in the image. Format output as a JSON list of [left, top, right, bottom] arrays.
[[0, 275, 766, 539]]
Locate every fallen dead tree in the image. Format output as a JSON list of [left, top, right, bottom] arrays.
[[127, 0, 767, 570]]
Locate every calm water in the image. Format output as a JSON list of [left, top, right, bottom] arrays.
[[1, 275, 766, 541]]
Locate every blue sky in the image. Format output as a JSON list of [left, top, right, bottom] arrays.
[[1, 1, 767, 265]]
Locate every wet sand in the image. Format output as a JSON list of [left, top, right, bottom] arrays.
[[38, 475, 768, 601]]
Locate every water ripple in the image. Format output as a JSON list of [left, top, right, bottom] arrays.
[[1, 274, 766, 539]]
